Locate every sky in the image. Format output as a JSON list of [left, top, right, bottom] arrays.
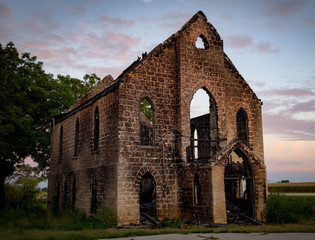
[[1, 0, 315, 182]]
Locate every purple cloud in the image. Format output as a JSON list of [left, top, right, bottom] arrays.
[[0, 2, 12, 16], [263, 112, 315, 140], [253, 41, 279, 54], [225, 34, 253, 48], [98, 15, 135, 28], [261, 0, 308, 18], [260, 88, 315, 97], [290, 99, 315, 113]]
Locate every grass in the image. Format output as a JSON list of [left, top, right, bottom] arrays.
[[1, 193, 315, 240], [1, 221, 315, 240]]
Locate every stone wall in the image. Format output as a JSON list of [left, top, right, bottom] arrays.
[[48, 89, 119, 215], [48, 11, 267, 225]]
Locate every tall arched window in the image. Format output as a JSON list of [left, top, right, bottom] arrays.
[[74, 118, 79, 156], [59, 126, 63, 160], [194, 174, 202, 206], [189, 88, 218, 161], [140, 98, 154, 145], [236, 108, 249, 146], [94, 107, 99, 151]]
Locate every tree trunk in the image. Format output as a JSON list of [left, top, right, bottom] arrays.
[[0, 160, 14, 209], [0, 175, 6, 210]]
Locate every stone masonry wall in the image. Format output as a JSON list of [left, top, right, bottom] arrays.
[[116, 43, 181, 225], [48, 89, 119, 215]]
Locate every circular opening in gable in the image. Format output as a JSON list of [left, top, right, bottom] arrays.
[[195, 35, 209, 49]]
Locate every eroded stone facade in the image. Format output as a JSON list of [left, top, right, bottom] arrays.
[[48, 11, 267, 225]]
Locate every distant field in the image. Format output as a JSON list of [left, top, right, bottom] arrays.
[[268, 182, 315, 193]]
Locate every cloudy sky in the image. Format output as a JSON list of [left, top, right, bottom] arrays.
[[1, 0, 315, 182]]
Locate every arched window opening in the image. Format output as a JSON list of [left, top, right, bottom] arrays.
[[140, 98, 154, 145], [59, 126, 63, 160], [194, 174, 202, 206], [224, 150, 255, 221], [74, 118, 79, 156], [140, 172, 156, 221], [236, 108, 249, 146], [90, 179, 97, 213], [189, 88, 218, 162], [94, 107, 99, 151], [195, 35, 209, 49]]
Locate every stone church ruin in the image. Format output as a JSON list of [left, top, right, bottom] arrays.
[[48, 11, 267, 225]]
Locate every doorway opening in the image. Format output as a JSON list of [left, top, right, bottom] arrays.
[[140, 172, 156, 223], [224, 149, 255, 223]]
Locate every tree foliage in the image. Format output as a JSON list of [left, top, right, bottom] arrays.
[[0, 42, 100, 208]]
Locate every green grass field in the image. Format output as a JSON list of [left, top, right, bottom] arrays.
[[268, 182, 315, 193]]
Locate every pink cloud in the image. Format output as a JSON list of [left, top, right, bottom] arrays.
[[225, 34, 253, 48], [254, 41, 279, 54], [99, 15, 135, 28], [290, 99, 315, 113], [0, 2, 12, 15], [63, 2, 86, 15], [263, 112, 315, 140], [260, 88, 315, 97], [36, 49, 60, 59], [262, 0, 308, 18]]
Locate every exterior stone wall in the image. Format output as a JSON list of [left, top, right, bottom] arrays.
[[48, 11, 267, 226]]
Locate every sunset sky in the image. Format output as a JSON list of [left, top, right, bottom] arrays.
[[1, 0, 314, 182]]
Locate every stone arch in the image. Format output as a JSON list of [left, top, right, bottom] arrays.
[[136, 166, 160, 185], [215, 138, 262, 220]]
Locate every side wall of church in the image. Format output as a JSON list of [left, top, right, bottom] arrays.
[[48, 90, 119, 216]]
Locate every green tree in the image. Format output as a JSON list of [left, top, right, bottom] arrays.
[[0, 42, 100, 209]]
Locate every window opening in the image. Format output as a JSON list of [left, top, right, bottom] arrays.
[[74, 118, 79, 156], [236, 108, 249, 146], [193, 129, 198, 159], [59, 126, 63, 160], [140, 98, 154, 145], [140, 172, 156, 222], [194, 174, 202, 206], [195, 35, 209, 49], [189, 88, 218, 162], [94, 107, 99, 151]]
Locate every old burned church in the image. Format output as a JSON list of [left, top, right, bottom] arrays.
[[48, 11, 267, 225]]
